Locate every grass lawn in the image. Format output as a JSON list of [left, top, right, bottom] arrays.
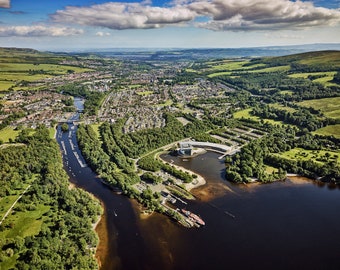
[[128, 84, 142, 89], [4, 204, 50, 238], [0, 127, 19, 142], [297, 97, 340, 119], [89, 123, 102, 140], [156, 99, 173, 107], [233, 108, 286, 126], [265, 165, 279, 174], [279, 90, 294, 95], [313, 124, 340, 138], [278, 147, 340, 164], [136, 91, 154, 96], [49, 127, 56, 139], [269, 103, 296, 113]]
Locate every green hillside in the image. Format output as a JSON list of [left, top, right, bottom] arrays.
[[259, 50, 340, 69], [0, 47, 92, 91]]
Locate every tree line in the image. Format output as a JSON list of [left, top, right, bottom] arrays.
[[0, 125, 101, 269]]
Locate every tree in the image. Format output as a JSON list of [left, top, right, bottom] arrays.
[[61, 123, 69, 132]]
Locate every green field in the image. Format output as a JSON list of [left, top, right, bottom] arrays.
[[89, 123, 102, 140], [279, 90, 294, 95], [207, 71, 232, 78], [269, 103, 296, 113], [0, 54, 93, 91], [136, 91, 154, 96], [278, 147, 340, 164], [297, 97, 340, 119], [0, 127, 19, 142], [233, 108, 286, 126], [289, 71, 337, 86], [206, 60, 248, 71], [247, 65, 290, 73], [313, 124, 340, 138]]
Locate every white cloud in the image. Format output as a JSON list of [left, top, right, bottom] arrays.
[[51, 2, 196, 30], [0, 25, 84, 37], [50, 0, 340, 32], [0, 0, 10, 8], [96, 31, 111, 36], [189, 0, 340, 31]]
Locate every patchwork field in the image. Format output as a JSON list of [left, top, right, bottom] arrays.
[[0, 48, 93, 91], [297, 97, 340, 119], [289, 72, 337, 86]]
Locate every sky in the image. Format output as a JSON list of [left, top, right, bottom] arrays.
[[0, 0, 339, 50]]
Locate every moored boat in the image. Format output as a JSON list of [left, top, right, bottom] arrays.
[[181, 209, 205, 226]]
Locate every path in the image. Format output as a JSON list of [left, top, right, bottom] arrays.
[[0, 185, 31, 226]]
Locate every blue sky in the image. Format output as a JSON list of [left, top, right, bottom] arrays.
[[0, 0, 339, 50]]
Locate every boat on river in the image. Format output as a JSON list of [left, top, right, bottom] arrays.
[[181, 209, 205, 226]]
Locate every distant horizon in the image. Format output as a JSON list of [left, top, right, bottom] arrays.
[[3, 42, 340, 54]]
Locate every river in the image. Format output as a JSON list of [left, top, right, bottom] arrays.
[[56, 99, 340, 270]]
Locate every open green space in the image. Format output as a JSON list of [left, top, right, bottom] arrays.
[[2, 204, 50, 238], [297, 97, 340, 119], [157, 99, 174, 107], [247, 65, 290, 73], [206, 60, 249, 71], [89, 123, 102, 140], [279, 90, 294, 95], [269, 103, 296, 113], [0, 195, 19, 217], [136, 91, 154, 96], [289, 71, 337, 86], [0, 127, 19, 142], [265, 165, 279, 174], [277, 147, 340, 164], [207, 71, 232, 78], [0, 49, 93, 91], [313, 124, 340, 138], [233, 108, 286, 126]]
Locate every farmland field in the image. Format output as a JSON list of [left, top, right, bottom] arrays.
[[0, 54, 93, 91], [246, 65, 290, 73], [297, 97, 340, 119], [289, 71, 337, 86], [313, 124, 340, 138]]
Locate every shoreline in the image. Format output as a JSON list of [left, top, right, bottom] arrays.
[[157, 151, 207, 192]]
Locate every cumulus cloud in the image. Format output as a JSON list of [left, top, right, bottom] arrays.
[[0, 0, 10, 8], [0, 25, 84, 37], [50, 0, 340, 31], [189, 0, 340, 31], [51, 2, 196, 30]]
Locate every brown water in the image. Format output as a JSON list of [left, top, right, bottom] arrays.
[[57, 122, 340, 270]]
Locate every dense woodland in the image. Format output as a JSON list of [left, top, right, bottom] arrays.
[[0, 126, 101, 269]]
